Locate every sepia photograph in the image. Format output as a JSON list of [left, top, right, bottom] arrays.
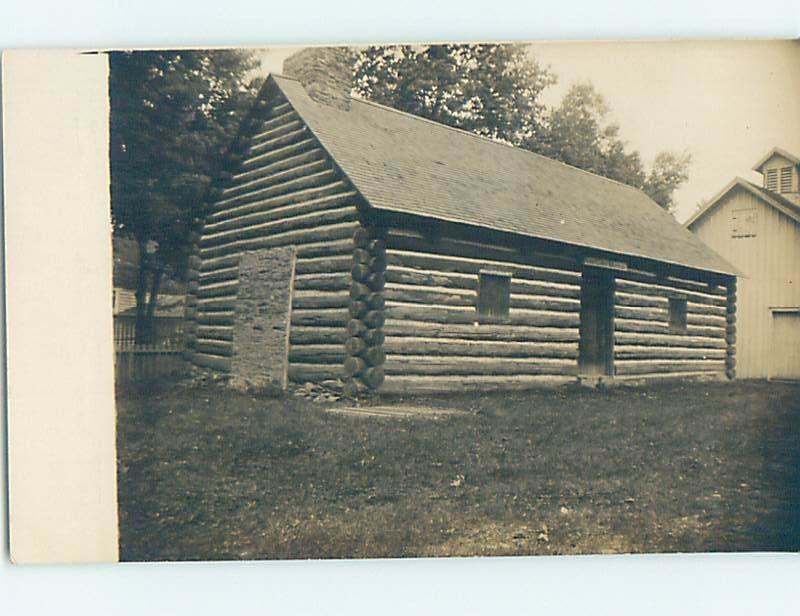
[[103, 40, 800, 562], [8, 40, 799, 565]]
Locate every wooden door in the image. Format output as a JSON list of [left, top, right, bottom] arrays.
[[579, 270, 614, 376], [770, 312, 800, 380]]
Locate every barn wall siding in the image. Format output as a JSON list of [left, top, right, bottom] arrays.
[[690, 187, 800, 378], [190, 86, 360, 384]]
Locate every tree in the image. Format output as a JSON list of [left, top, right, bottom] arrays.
[[355, 46, 692, 213], [354, 44, 556, 146], [642, 151, 692, 213], [110, 50, 261, 343], [533, 82, 645, 189], [537, 82, 690, 211]]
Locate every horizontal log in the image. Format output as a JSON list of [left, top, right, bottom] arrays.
[[213, 168, 340, 217], [196, 311, 234, 326], [384, 283, 474, 307], [216, 159, 330, 210], [613, 370, 726, 383], [292, 291, 350, 309], [197, 280, 238, 299], [288, 344, 346, 363], [383, 318, 579, 342], [614, 278, 726, 306], [294, 272, 351, 292], [687, 302, 727, 317], [295, 239, 355, 259], [290, 326, 348, 345], [247, 119, 304, 153], [196, 325, 234, 342], [614, 332, 726, 349], [687, 314, 727, 327], [387, 249, 581, 285], [615, 292, 666, 308], [379, 374, 576, 394], [239, 129, 310, 170], [288, 363, 344, 382], [224, 146, 321, 195], [384, 355, 578, 376], [385, 265, 581, 299], [614, 359, 726, 376], [615, 269, 728, 298], [204, 192, 357, 236], [385, 302, 580, 328], [231, 143, 324, 187], [192, 352, 231, 372], [200, 266, 239, 285], [195, 339, 234, 357], [197, 296, 236, 312], [291, 308, 350, 327], [251, 109, 299, 137], [614, 318, 725, 338], [385, 230, 582, 275], [384, 337, 579, 359], [202, 204, 357, 249], [200, 221, 360, 260], [614, 346, 726, 360], [209, 180, 349, 224]]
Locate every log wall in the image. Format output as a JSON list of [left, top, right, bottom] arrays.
[[611, 268, 730, 381], [379, 227, 583, 394], [190, 87, 358, 383]]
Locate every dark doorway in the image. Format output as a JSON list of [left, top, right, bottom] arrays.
[[579, 270, 614, 376]]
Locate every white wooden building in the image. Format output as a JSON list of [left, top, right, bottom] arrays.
[[687, 147, 800, 380]]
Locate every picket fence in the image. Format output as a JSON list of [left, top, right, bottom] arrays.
[[114, 314, 186, 384]]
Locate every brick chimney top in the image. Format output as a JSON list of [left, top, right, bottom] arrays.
[[282, 46, 356, 111]]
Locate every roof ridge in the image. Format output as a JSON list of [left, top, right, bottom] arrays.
[[351, 95, 651, 199]]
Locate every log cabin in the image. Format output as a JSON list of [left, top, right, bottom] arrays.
[[184, 47, 739, 395], [686, 147, 800, 380]]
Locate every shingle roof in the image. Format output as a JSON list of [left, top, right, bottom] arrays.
[[271, 74, 737, 276]]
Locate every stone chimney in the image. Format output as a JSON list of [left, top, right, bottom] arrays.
[[282, 46, 356, 111]]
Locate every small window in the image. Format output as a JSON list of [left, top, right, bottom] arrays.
[[765, 168, 779, 191], [780, 166, 793, 193], [668, 297, 688, 333], [731, 208, 757, 238], [477, 271, 511, 320]]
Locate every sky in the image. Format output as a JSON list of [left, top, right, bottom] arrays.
[[256, 41, 800, 222]]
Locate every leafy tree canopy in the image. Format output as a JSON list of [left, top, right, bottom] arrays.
[[110, 49, 261, 340], [355, 45, 691, 213]]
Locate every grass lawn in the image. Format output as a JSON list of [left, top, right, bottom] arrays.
[[117, 379, 800, 561]]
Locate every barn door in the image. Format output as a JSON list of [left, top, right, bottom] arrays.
[[579, 270, 614, 376], [769, 311, 800, 380]]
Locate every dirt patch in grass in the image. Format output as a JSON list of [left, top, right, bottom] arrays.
[[117, 379, 800, 561]]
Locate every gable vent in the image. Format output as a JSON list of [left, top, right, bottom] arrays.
[[780, 166, 793, 193], [765, 168, 779, 191]]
